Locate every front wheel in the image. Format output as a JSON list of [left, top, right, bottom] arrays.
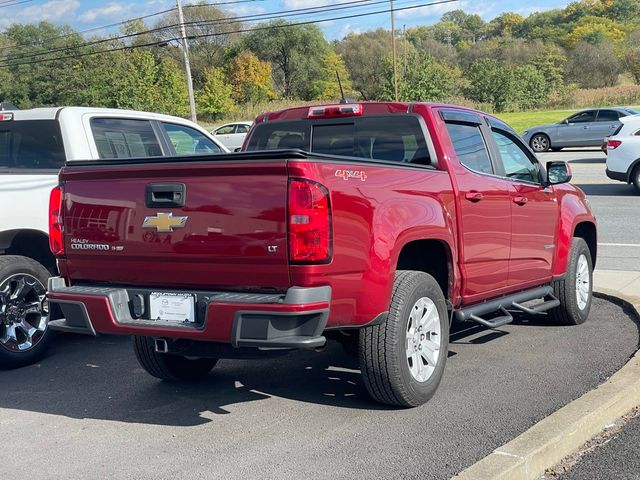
[[530, 134, 551, 152], [549, 238, 593, 325], [133, 336, 218, 381], [359, 271, 449, 407], [0, 256, 54, 369]]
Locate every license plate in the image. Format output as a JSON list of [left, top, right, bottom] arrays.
[[149, 292, 196, 323]]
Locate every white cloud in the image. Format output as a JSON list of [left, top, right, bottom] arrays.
[[282, 0, 348, 10], [339, 22, 361, 37], [227, 4, 267, 16], [9, 0, 80, 23], [78, 3, 128, 23], [397, 1, 498, 21]]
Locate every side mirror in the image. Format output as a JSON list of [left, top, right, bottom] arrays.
[[234, 147, 242, 153], [562, 119, 569, 125], [546, 161, 572, 185]]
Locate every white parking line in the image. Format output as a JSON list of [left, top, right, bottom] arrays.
[[598, 243, 640, 248]]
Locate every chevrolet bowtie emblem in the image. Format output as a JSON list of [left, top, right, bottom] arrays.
[[142, 213, 188, 233]]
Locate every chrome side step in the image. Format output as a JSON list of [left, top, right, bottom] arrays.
[[454, 286, 558, 329]]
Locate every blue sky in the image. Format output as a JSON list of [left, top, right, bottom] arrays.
[[1, 0, 572, 40]]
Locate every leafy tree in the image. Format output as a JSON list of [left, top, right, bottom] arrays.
[[226, 50, 275, 105], [335, 29, 391, 100], [531, 45, 567, 93], [196, 67, 234, 119], [566, 16, 626, 45], [311, 51, 353, 100], [486, 12, 524, 38], [606, 0, 640, 20], [441, 10, 486, 42], [432, 20, 463, 45], [385, 52, 463, 102], [623, 30, 640, 84], [466, 59, 514, 111], [244, 20, 329, 99], [565, 40, 622, 87], [511, 65, 549, 109]]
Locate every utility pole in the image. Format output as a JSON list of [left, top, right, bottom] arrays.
[[177, 0, 197, 122], [390, 0, 398, 101], [403, 24, 407, 77]]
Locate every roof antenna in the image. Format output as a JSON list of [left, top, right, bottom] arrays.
[[336, 70, 347, 104]]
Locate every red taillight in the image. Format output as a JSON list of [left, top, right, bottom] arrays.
[[0, 112, 13, 121], [307, 103, 362, 119], [607, 139, 622, 149], [49, 185, 64, 256], [288, 179, 331, 263]]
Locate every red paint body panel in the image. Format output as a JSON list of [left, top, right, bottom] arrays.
[[58, 162, 290, 290], [52, 101, 597, 343]]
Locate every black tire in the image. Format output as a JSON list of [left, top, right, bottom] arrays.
[[0, 255, 54, 369], [133, 336, 218, 381], [632, 165, 640, 193], [549, 238, 593, 325], [358, 271, 449, 407], [530, 133, 551, 152]]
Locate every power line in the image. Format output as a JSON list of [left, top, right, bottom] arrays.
[[0, 0, 263, 58], [0, 0, 378, 62], [0, 0, 458, 69], [0, 0, 33, 8]]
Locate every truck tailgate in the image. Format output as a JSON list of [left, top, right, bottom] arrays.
[[58, 159, 290, 290]]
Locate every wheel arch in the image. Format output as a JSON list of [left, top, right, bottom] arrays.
[[395, 238, 455, 302], [626, 158, 640, 183], [0, 229, 56, 274], [573, 221, 597, 268]]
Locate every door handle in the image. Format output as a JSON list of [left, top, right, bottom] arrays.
[[513, 195, 528, 206], [145, 183, 186, 208], [583, 126, 589, 129], [464, 191, 483, 202]]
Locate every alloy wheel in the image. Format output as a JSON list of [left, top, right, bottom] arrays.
[[0, 274, 48, 352], [575, 254, 590, 311], [405, 297, 441, 383]]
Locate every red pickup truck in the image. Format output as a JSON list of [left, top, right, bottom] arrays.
[[46, 102, 596, 407]]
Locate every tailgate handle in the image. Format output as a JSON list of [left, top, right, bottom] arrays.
[[145, 183, 186, 208]]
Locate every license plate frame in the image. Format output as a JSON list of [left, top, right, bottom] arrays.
[[148, 292, 196, 324]]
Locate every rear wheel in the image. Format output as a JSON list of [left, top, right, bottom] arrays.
[[359, 271, 449, 407], [0, 256, 53, 369], [549, 238, 593, 325], [530, 134, 551, 152], [632, 165, 640, 193], [133, 336, 218, 381]]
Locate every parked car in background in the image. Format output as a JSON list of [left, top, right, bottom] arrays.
[[211, 121, 252, 150], [0, 106, 227, 369], [523, 107, 639, 152], [605, 114, 640, 192]]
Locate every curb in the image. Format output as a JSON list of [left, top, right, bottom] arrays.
[[452, 283, 640, 480]]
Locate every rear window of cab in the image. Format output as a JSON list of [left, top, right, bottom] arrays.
[[245, 115, 432, 166]]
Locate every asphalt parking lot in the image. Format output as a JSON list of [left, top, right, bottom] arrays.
[[538, 148, 640, 272], [1, 297, 637, 480]]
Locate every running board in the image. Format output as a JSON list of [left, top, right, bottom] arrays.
[[454, 286, 555, 329]]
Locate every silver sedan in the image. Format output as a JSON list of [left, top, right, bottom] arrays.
[[522, 107, 639, 152]]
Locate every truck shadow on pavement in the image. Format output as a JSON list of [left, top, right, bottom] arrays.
[[1, 298, 636, 427], [575, 183, 637, 196], [0, 321, 510, 426]]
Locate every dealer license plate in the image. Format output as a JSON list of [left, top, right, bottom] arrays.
[[149, 292, 196, 323]]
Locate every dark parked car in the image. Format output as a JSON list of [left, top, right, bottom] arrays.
[[523, 107, 639, 152]]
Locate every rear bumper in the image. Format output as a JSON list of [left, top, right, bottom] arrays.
[[606, 168, 627, 182], [47, 277, 330, 349]]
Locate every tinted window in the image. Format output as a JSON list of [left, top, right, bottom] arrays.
[[91, 118, 162, 159], [0, 120, 65, 170], [246, 115, 430, 165], [236, 124, 250, 134], [162, 123, 222, 156], [445, 123, 493, 174], [597, 110, 621, 121], [492, 130, 539, 183], [567, 111, 596, 123], [215, 125, 235, 135]]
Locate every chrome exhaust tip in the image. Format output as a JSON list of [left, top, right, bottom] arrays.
[[155, 338, 169, 353]]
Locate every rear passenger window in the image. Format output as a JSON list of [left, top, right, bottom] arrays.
[[91, 118, 163, 159], [0, 120, 65, 171], [445, 123, 493, 174], [597, 110, 620, 122]]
